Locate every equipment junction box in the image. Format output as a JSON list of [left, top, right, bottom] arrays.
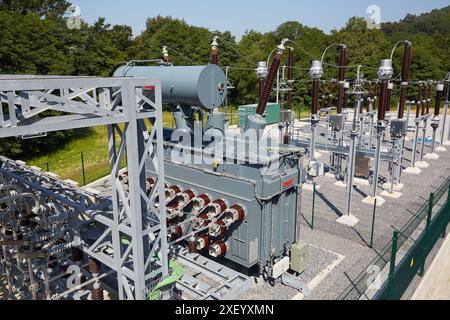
[[290, 242, 310, 274]]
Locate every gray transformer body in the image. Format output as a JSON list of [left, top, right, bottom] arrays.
[[147, 136, 301, 269], [113, 63, 302, 272]]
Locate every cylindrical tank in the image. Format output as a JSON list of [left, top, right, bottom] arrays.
[[113, 64, 227, 110]]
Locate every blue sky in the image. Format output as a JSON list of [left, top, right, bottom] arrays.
[[73, 0, 450, 39]]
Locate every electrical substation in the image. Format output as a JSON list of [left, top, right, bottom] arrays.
[[1, 34, 450, 301]]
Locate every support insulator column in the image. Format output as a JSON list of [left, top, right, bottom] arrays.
[[211, 36, 219, 65], [398, 41, 412, 119]]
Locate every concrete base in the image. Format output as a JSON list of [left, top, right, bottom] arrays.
[[405, 136, 411, 142], [336, 215, 360, 227], [415, 161, 430, 169], [354, 178, 370, 187], [381, 190, 403, 199], [334, 181, 347, 188], [325, 172, 335, 179], [382, 182, 404, 192], [443, 141, 450, 147], [424, 153, 440, 160], [362, 196, 386, 207], [404, 167, 422, 175], [314, 152, 323, 160], [303, 183, 321, 192], [435, 146, 447, 153]]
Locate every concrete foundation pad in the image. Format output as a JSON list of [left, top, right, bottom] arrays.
[[435, 146, 447, 153], [334, 181, 347, 188], [314, 152, 323, 160], [336, 215, 360, 227], [443, 141, 450, 147], [404, 167, 422, 175], [381, 190, 403, 199], [354, 178, 370, 187], [362, 196, 386, 207], [303, 183, 321, 192], [325, 173, 335, 179], [424, 153, 440, 160], [415, 161, 430, 169], [382, 182, 405, 192]]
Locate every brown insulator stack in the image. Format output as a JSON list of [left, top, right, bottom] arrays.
[[336, 45, 348, 114], [311, 79, 320, 115], [91, 282, 104, 301], [434, 83, 444, 117], [397, 41, 412, 119], [386, 83, 393, 112], [415, 97, 421, 119], [259, 79, 266, 100], [378, 80, 389, 121], [426, 83, 432, 114], [256, 45, 285, 116], [421, 85, 426, 116], [374, 82, 379, 111], [287, 47, 294, 111], [88, 258, 102, 276], [329, 81, 335, 108], [71, 247, 84, 264], [321, 82, 327, 110], [188, 237, 197, 254], [211, 37, 219, 65], [366, 82, 372, 112]]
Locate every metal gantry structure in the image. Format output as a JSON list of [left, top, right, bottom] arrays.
[[0, 75, 168, 300]]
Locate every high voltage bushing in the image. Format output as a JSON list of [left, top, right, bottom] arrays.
[[377, 59, 394, 121], [398, 41, 412, 119], [256, 61, 269, 99], [310, 60, 324, 115], [211, 36, 219, 65], [256, 40, 287, 116], [426, 82, 433, 114], [162, 46, 170, 64], [386, 82, 394, 112]]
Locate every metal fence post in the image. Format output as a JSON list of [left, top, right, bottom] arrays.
[[370, 199, 378, 248], [426, 193, 435, 231], [80, 152, 86, 186], [387, 231, 399, 299], [311, 184, 317, 230]]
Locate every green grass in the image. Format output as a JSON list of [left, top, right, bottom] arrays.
[[28, 112, 175, 186]]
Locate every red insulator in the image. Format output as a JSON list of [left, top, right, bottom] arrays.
[[209, 241, 228, 258], [192, 194, 211, 212], [214, 199, 227, 214], [311, 79, 320, 115], [197, 234, 210, 251], [174, 225, 185, 239], [415, 98, 421, 119], [211, 48, 219, 65], [209, 220, 227, 238], [256, 51, 283, 116], [259, 78, 266, 100], [230, 205, 246, 223]]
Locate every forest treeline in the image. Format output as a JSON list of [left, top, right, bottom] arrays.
[[1, 0, 449, 159]]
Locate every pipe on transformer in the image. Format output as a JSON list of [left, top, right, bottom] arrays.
[[336, 45, 348, 114], [397, 41, 412, 119]]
